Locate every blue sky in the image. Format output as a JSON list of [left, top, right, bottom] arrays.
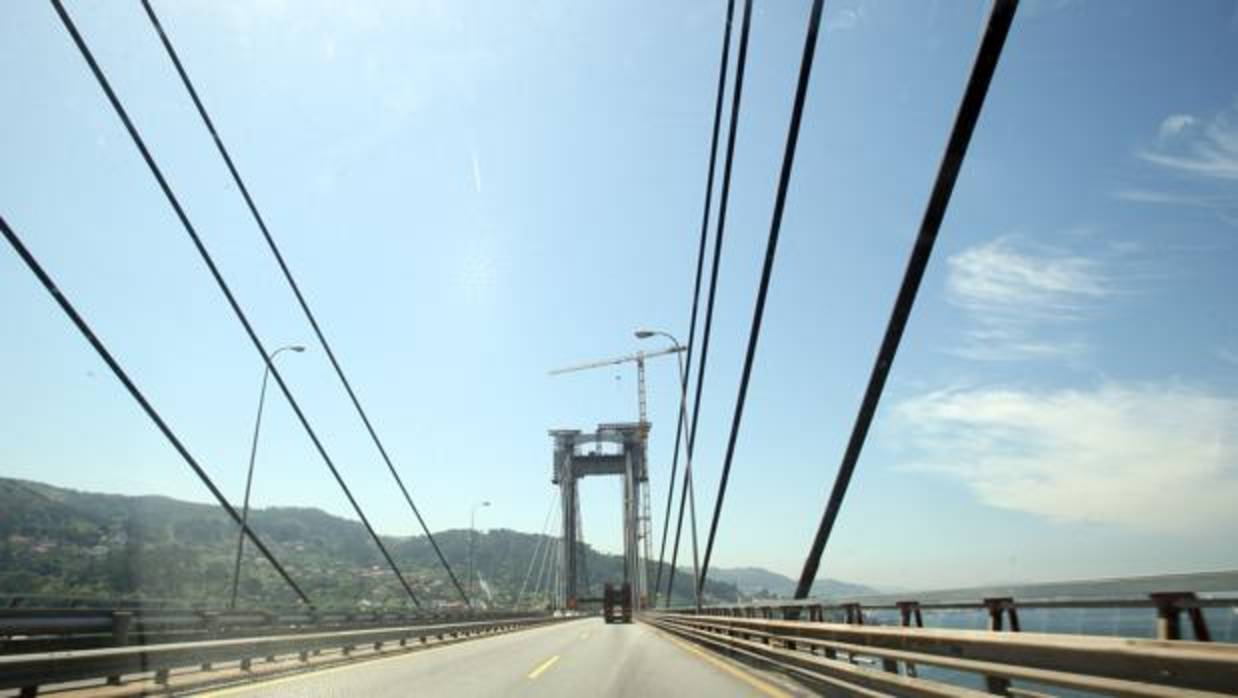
[[2, 0, 1236, 591]]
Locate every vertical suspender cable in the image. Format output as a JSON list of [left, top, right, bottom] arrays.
[[698, 0, 824, 596], [653, 0, 736, 608], [137, 0, 470, 607], [50, 0, 423, 607], [666, 0, 754, 607], [0, 214, 313, 608], [794, 0, 1019, 599]]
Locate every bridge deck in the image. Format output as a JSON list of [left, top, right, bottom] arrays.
[[200, 617, 796, 698]]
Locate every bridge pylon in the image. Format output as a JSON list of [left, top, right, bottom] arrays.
[[549, 423, 648, 612]]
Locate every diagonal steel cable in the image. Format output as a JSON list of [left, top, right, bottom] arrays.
[[0, 214, 313, 608], [795, 0, 1020, 599], [51, 0, 422, 607], [666, 0, 754, 608], [653, 0, 737, 609], [137, 0, 470, 606], [699, 0, 825, 596]]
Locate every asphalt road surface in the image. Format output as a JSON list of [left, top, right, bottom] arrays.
[[200, 617, 800, 698]]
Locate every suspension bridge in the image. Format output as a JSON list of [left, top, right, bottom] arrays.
[[3, 0, 1238, 695]]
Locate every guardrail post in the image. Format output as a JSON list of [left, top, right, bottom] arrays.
[[840, 604, 864, 664], [841, 603, 863, 625], [984, 597, 1020, 632], [982, 598, 1018, 694], [897, 601, 923, 628], [797, 604, 823, 655], [104, 611, 133, 686], [896, 601, 923, 677], [262, 611, 277, 662], [779, 606, 800, 652], [1150, 592, 1210, 641], [201, 612, 219, 671], [112, 610, 133, 646], [808, 604, 823, 622]]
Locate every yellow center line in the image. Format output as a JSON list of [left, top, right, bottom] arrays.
[[526, 654, 560, 679], [201, 622, 569, 696], [659, 631, 792, 698]]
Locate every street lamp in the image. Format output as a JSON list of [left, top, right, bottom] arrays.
[[229, 344, 306, 609], [635, 328, 702, 609], [468, 500, 491, 607]]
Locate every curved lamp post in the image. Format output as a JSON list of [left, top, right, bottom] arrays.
[[229, 344, 305, 609], [635, 328, 701, 609]]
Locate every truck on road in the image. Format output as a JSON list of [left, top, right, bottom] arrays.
[[602, 582, 632, 624]]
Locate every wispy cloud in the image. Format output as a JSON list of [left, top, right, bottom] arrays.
[[1119, 101, 1238, 225], [1114, 189, 1218, 207], [1113, 188, 1238, 226], [946, 237, 1112, 360], [949, 237, 1110, 316], [825, 6, 864, 32], [471, 151, 483, 194], [895, 383, 1238, 532], [1138, 102, 1238, 180], [1158, 114, 1196, 141]]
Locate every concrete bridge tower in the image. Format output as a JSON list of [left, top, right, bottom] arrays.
[[549, 423, 648, 611]]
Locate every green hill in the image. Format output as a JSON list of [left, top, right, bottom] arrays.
[[0, 477, 744, 610]]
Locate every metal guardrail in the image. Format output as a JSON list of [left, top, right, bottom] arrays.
[[814, 570, 1238, 606], [0, 615, 564, 696], [2, 593, 222, 610], [0, 606, 537, 655], [647, 613, 1238, 697], [667, 591, 1237, 642]]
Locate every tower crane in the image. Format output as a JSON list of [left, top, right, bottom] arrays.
[[549, 345, 685, 442]]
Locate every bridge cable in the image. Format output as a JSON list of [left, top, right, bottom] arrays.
[[698, 0, 825, 597], [50, 0, 423, 607], [532, 507, 559, 607], [136, 0, 470, 607], [652, 0, 737, 608], [536, 543, 548, 605], [0, 214, 314, 609], [546, 529, 559, 606], [666, 0, 754, 607], [516, 493, 556, 608], [547, 534, 562, 608], [794, 0, 1019, 599]]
